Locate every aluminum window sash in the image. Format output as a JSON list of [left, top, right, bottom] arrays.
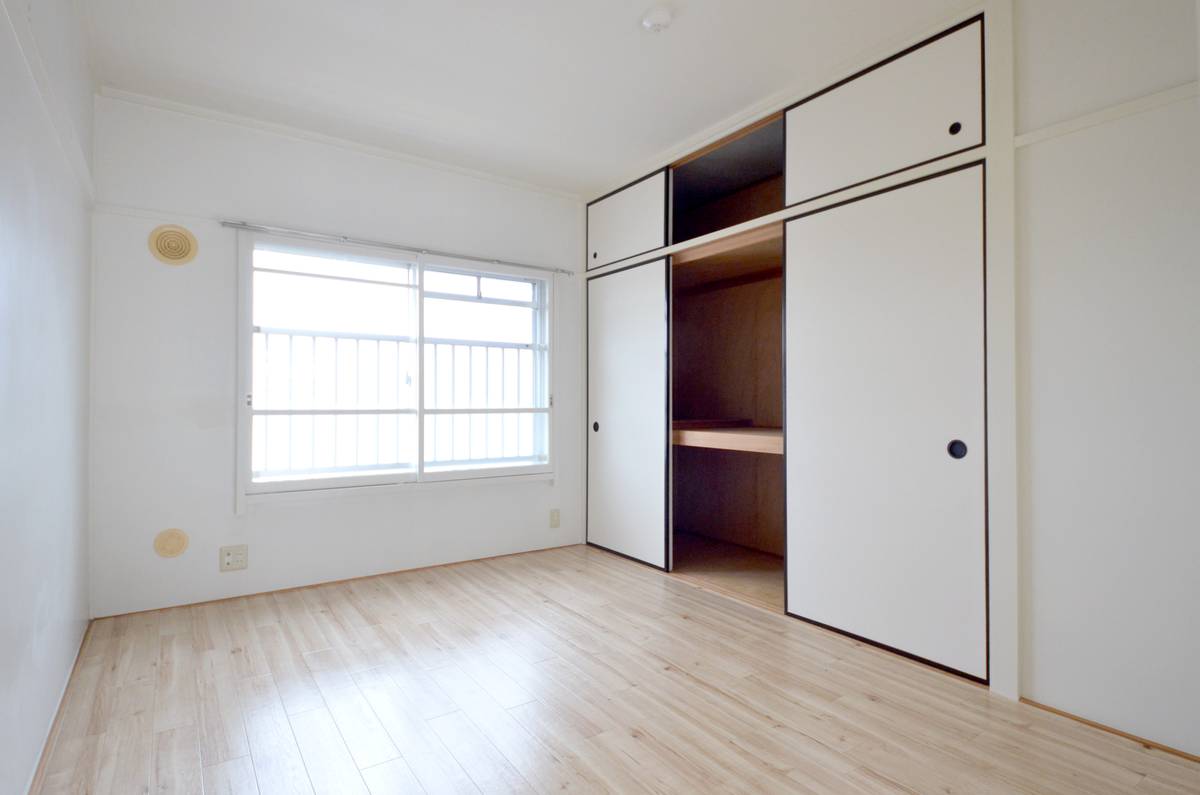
[[422, 337, 544, 351], [250, 408, 418, 416], [254, 326, 418, 344], [422, 290, 538, 309], [253, 265, 417, 289], [422, 408, 549, 415]]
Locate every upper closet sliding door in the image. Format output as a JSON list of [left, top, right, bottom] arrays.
[[785, 164, 987, 680], [785, 16, 982, 206], [587, 259, 669, 568], [587, 171, 668, 269]]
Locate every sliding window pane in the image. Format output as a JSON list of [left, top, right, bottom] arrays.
[[423, 270, 477, 296], [252, 412, 416, 482], [252, 333, 416, 411], [253, 270, 416, 338], [423, 298, 533, 345], [424, 342, 544, 410], [255, 247, 415, 285], [423, 411, 548, 471], [480, 277, 534, 302]]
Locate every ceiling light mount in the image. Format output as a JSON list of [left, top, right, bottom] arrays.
[[641, 6, 672, 33]]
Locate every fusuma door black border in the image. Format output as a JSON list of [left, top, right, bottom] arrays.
[[781, 159, 990, 686], [585, 169, 671, 271], [584, 256, 672, 572], [782, 14, 985, 210]]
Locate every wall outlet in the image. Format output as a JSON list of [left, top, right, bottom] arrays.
[[549, 508, 560, 529], [220, 544, 248, 572]]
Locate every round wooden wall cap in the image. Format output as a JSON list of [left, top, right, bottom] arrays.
[[148, 225, 198, 265], [154, 528, 189, 558]]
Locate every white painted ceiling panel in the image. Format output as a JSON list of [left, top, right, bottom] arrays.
[[83, 0, 971, 196]]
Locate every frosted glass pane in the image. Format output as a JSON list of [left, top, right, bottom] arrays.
[[423, 298, 532, 345], [480, 277, 534, 302], [424, 270, 476, 295], [254, 270, 415, 337], [423, 342, 544, 410], [252, 413, 415, 481], [423, 411, 548, 471], [255, 246, 415, 285]]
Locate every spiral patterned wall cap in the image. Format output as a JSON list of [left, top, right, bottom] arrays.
[[148, 224, 198, 265]]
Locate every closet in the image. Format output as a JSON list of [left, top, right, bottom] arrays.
[[586, 14, 988, 681], [672, 116, 784, 243], [670, 228, 784, 608]]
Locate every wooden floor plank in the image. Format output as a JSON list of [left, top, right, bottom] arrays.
[[243, 702, 314, 794], [289, 708, 369, 794], [154, 725, 203, 795], [321, 683, 401, 771], [196, 651, 251, 766], [427, 709, 533, 794], [31, 545, 1200, 795], [360, 758, 424, 795], [202, 755, 260, 794]]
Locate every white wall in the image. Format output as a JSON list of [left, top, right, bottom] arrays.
[[1015, 0, 1200, 756], [0, 0, 93, 791], [89, 95, 586, 617]]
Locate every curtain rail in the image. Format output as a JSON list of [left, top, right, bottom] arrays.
[[221, 220, 575, 277]]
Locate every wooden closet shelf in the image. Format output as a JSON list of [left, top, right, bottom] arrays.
[[672, 422, 783, 455], [671, 223, 784, 293], [672, 221, 782, 267]]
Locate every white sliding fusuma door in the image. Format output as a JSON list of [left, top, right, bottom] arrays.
[[785, 165, 987, 679], [587, 259, 669, 569]]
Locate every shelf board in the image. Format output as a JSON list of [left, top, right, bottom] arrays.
[[672, 223, 783, 291], [672, 418, 752, 430], [672, 423, 783, 455]]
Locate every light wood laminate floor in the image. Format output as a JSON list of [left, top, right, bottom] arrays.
[[671, 531, 785, 612], [34, 545, 1200, 794]]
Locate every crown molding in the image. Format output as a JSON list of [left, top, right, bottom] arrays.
[[1, 0, 95, 201], [98, 86, 582, 204], [1014, 80, 1200, 149]]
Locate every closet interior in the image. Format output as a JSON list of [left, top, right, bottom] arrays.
[[671, 221, 785, 611], [671, 115, 784, 244]]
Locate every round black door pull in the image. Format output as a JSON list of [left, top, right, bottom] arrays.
[[592, 421, 599, 432], [592, 252, 598, 259], [947, 439, 968, 459], [948, 121, 962, 135]]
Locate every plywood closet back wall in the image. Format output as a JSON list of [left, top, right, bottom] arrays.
[[672, 276, 784, 555], [672, 276, 783, 425]]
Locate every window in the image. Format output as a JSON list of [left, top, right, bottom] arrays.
[[239, 235, 551, 494]]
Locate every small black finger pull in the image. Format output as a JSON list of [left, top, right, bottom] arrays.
[[948, 121, 962, 135], [947, 439, 968, 459], [593, 421, 599, 432], [592, 252, 598, 259]]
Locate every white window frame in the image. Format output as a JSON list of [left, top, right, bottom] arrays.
[[235, 231, 554, 502]]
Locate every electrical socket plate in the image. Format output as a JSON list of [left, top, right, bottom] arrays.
[[220, 544, 248, 572], [549, 509, 560, 528]]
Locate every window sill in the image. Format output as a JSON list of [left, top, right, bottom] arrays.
[[239, 469, 555, 511]]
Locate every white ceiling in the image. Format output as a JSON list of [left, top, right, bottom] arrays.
[[83, 0, 971, 197]]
